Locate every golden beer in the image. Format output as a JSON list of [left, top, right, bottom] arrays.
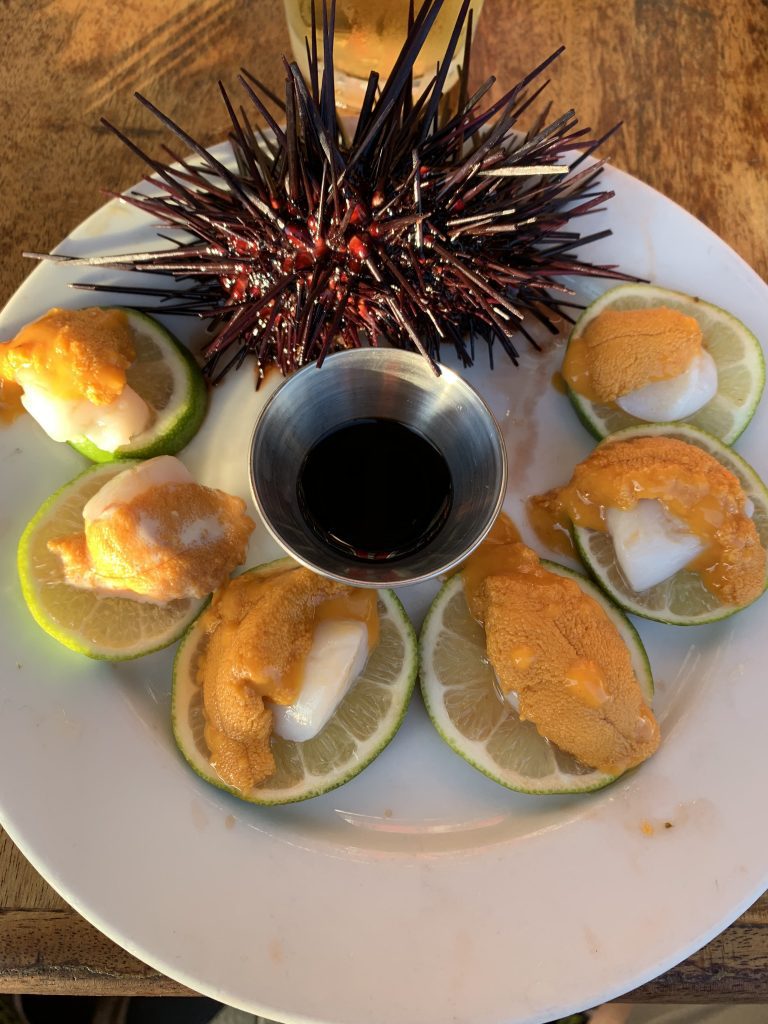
[[283, 0, 485, 110]]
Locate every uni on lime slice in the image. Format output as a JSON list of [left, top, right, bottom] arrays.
[[172, 560, 418, 805], [563, 283, 765, 444], [17, 461, 206, 660], [70, 308, 207, 462], [419, 563, 653, 795], [572, 423, 768, 625]]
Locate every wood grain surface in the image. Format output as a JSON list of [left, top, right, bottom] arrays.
[[2, 0, 767, 1005]]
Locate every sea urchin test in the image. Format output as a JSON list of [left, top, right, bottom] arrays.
[[563, 306, 718, 422], [0, 307, 151, 451], [47, 456, 255, 603]]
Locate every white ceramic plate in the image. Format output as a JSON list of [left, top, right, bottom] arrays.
[[1, 154, 767, 1024]]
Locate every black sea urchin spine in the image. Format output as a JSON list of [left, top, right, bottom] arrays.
[[27, 0, 631, 383]]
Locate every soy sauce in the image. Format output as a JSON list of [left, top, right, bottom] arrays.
[[297, 418, 453, 562]]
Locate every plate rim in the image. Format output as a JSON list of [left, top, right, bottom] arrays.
[[1, 151, 768, 1024]]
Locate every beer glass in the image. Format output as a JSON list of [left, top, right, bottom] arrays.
[[283, 0, 485, 111]]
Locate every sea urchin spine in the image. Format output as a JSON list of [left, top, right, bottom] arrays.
[[27, 0, 631, 384]]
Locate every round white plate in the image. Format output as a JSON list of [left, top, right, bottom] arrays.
[[1, 154, 767, 1024]]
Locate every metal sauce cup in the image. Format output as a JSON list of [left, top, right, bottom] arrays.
[[249, 348, 506, 587]]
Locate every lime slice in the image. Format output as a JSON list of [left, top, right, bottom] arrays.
[[172, 561, 418, 805], [70, 309, 207, 462], [573, 423, 768, 625], [564, 283, 765, 444], [419, 563, 654, 795], [17, 461, 205, 659]]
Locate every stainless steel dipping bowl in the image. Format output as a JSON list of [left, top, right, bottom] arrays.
[[249, 348, 507, 587]]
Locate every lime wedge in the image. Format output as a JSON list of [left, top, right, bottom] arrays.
[[70, 309, 207, 462], [17, 461, 205, 659], [172, 561, 418, 805], [564, 283, 765, 444], [419, 563, 653, 795], [573, 423, 768, 625]]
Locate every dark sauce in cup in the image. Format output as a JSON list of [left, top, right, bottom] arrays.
[[297, 418, 453, 562]]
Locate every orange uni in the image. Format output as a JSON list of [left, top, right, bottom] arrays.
[[464, 542, 659, 775], [563, 306, 703, 403], [526, 488, 575, 559], [553, 435, 765, 606], [0, 307, 136, 404], [197, 567, 379, 792], [0, 378, 25, 425], [48, 482, 254, 602]]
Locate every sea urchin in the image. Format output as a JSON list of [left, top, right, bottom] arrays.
[[28, 0, 630, 384]]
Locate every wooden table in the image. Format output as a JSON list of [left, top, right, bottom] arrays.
[[2, 0, 767, 1005]]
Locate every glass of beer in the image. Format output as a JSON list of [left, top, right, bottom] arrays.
[[283, 0, 485, 111]]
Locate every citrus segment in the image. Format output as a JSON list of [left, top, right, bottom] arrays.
[[172, 567, 417, 805], [419, 565, 653, 795], [564, 284, 765, 443], [17, 461, 205, 659], [573, 423, 768, 625], [70, 309, 207, 462]]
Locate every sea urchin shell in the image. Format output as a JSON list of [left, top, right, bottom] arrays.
[[28, 0, 631, 384]]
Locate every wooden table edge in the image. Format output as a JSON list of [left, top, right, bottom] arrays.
[[3, 897, 768, 1001]]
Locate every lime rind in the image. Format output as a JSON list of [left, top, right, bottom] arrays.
[[564, 283, 765, 444], [69, 309, 208, 463], [419, 565, 654, 796], [172, 566, 418, 805], [17, 461, 205, 659], [572, 422, 768, 626]]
